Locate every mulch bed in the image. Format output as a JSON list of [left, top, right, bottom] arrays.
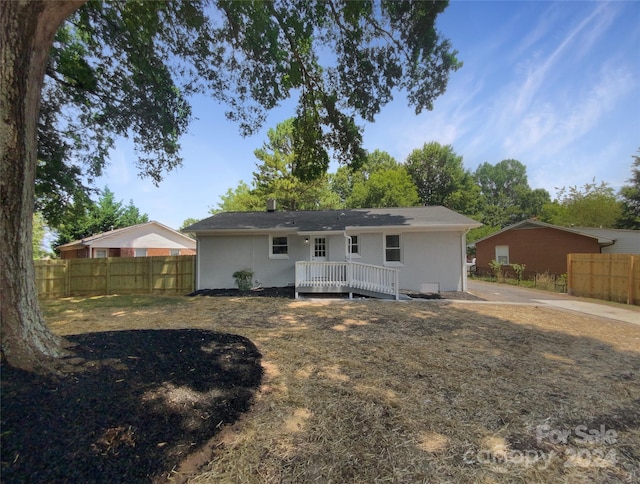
[[188, 287, 296, 298], [188, 286, 484, 301], [1, 330, 262, 483]]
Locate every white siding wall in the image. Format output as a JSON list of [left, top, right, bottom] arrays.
[[350, 231, 464, 292], [400, 231, 464, 292], [197, 233, 305, 289], [197, 230, 466, 292]]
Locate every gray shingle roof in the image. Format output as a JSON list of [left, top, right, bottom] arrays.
[[184, 206, 482, 233]]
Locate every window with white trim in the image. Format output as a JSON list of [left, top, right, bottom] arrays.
[[495, 245, 509, 265], [170, 249, 180, 256], [270, 236, 288, 258], [348, 235, 360, 256], [135, 248, 147, 257], [95, 249, 107, 258], [385, 234, 401, 263]]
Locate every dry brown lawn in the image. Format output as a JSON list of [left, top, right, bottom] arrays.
[[43, 295, 640, 483]]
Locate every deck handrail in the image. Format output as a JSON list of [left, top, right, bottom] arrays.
[[295, 261, 399, 300]]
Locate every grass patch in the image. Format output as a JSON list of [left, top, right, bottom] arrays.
[[42, 294, 185, 318], [42, 296, 640, 482]]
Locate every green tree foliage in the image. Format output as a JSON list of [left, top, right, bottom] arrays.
[[405, 142, 480, 214], [38, 0, 461, 223], [179, 217, 201, 239], [473, 159, 549, 227], [32, 213, 49, 260], [215, 182, 266, 213], [466, 225, 501, 244], [213, 119, 341, 213], [617, 151, 640, 229], [53, 187, 149, 250], [542, 180, 622, 228], [331, 150, 399, 206], [252, 119, 339, 210], [518, 188, 552, 221], [347, 167, 420, 208]]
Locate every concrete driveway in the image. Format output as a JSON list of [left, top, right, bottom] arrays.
[[466, 280, 640, 326]]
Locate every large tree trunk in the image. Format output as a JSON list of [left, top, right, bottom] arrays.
[[1, 0, 85, 370]]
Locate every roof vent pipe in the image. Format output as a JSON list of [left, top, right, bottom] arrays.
[[266, 199, 276, 212]]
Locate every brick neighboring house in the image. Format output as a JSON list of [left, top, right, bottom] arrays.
[[474, 220, 640, 277], [57, 221, 196, 259]]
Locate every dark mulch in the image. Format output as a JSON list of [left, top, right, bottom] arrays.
[[188, 286, 296, 298], [1, 329, 263, 483], [188, 286, 484, 301]]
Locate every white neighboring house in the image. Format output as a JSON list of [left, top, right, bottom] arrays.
[[57, 221, 197, 259], [184, 206, 482, 298]]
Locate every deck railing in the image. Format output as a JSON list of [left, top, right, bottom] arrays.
[[295, 261, 399, 300]]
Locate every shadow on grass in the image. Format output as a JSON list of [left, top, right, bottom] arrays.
[[1, 329, 262, 483]]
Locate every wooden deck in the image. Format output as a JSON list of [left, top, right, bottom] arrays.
[[295, 261, 400, 300]]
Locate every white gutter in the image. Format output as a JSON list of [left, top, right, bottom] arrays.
[[461, 227, 471, 292], [344, 224, 482, 233], [344, 232, 352, 262], [195, 237, 201, 290]]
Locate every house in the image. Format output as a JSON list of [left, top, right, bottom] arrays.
[[184, 206, 482, 298], [57, 221, 197, 259], [474, 219, 640, 277]]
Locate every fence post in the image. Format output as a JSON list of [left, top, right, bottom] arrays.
[[148, 257, 154, 294], [106, 257, 112, 295], [65, 259, 71, 297], [190, 255, 196, 293], [567, 254, 573, 296], [628, 254, 635, 305]]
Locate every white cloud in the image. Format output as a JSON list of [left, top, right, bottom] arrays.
[[103, 145, 132, 185], [509, 2, 615, 117], [504, 62, 635, 157]]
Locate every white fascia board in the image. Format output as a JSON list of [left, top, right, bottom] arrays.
[[296, 230, 346, 236], [345, 224, 481, 233], [83, 222, 196, 247], [193, 228, 297, 237]]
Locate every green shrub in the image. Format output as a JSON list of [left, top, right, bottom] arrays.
[[510, 263, 526, 284], [489, 259, 503, 281], [232, 269, 254, 291]]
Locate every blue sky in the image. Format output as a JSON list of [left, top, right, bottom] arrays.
[[95, 0, 640, 230]]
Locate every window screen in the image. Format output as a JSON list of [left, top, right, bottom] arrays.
[[495, 245, 509, 265], [385, 235, 401, 262], [272, 236, 288, 255], [349, 236, 359, 255]]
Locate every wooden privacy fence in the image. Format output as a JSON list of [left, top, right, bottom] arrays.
[[35, 256, 196, 297], [567, 253, 640, 305]]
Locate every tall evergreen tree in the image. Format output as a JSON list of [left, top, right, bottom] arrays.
[[617, 151, 640, 229], [53, 187, 148, 251], [252, 119, 339, 210]]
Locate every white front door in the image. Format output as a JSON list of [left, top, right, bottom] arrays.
[[312, 237, 327, 261]]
